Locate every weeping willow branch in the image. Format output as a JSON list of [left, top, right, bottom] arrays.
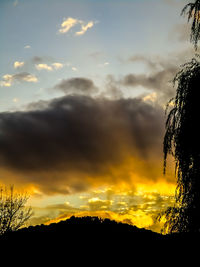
[[181, 0, 200, 50], [160, 56, 200, 234]]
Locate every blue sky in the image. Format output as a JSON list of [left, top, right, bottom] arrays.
[[0, 0, 190, 111]]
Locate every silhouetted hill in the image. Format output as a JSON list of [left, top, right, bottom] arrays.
[[0, 216, 161, 243], [0, 216, 199, 260]]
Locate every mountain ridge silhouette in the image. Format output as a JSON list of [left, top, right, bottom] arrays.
[[0, 215, 161, 242], [0, 215, 199, 259]]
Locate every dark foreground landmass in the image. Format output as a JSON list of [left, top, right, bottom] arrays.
[[0, 216, 199, 261]]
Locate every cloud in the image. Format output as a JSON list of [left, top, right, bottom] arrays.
[[128, 47, 196, 71], [24, 45, 31, 49], [29, 202, 82, 226], [32, 56, 44, 63], [54, 77, 99, 95], [87, 197, 113, 211], [100, 75, 123, 100], [98, 62, 110, 68], [59, 17, 95, 36], [45, 209, 155, 229], [14, 61, 24, 69], [59, 17, 79, 34], [43, 186, 175, 230], [35, 63, 53, 71], [52, 62, 64, 70], [0, 72, 38, 87], [28, 181, 175, 231], [121, 67, 177, 105], [168, 23, 191, 43], [35, 62, 64, 71], [122, 49, 197, 105], [31, 56, 55, 64], [16, 73, 38, 82], [128, 54, 179, 71], [75, 21, 94, 36], [128, 55, 160, 70], [122, 68, 176, 90], [0, 94, 166, 195], [0, 75, 12, 87], [142, 92, 158, 103], [72, 67, 78, 71]]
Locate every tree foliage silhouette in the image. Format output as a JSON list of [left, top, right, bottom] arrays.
[[181, 0, 200, 50], [157, 0, 200, 235], [159, 56, 200, 233], [0, 186, 33, 235]]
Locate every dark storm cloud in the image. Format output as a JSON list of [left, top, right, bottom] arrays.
[[54, 77, 99, 95], [0, 95, 165, 194], [0, 95, 164, 171]]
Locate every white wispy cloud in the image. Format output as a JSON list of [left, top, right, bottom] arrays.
[[98, 62, 110, 68], [0, 72, 38, 87], [59, 17, 79, 34], [59, 17, 95, 36], [22, 74, 38, 82], [35, 64, 53, 71], [24, 45, 31, 49], [14, 61, 24, 69], [71, 67, 78, 71], [0, 74, 13, 87], [0, 80, 12, 87], [35, 63, 64, 71], [52, 62, 64, 70], [75, 21, 94, 36]]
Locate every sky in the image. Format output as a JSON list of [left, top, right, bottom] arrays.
[[0, 0, 196, 232]]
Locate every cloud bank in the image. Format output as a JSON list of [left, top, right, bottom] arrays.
[[0, 94, 166, 194]]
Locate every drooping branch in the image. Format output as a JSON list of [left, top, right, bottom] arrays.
[[161, 56, 200, 233], [181, 0, 200, 50]]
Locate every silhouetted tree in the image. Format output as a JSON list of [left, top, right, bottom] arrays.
[[159, 56, 200, 233], [0, 186, 33, 235], [181, 0, 200, 49]]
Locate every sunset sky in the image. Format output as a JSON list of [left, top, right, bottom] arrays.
[[0, 0, 195, 232]]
